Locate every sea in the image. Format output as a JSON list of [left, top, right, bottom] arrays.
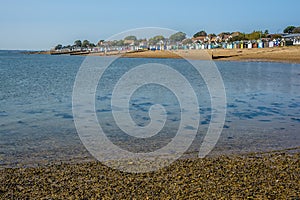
[[1, 50, 300, 168]]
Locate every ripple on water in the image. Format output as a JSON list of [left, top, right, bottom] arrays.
[[54, 113, 73, 119], [0, 111, 8, 117]]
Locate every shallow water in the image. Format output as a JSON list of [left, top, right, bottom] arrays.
[[0, 51, 300, 167]]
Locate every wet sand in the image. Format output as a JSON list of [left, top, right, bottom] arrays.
[[1, 148, 299, 199]]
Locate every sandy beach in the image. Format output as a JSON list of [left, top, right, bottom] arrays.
[[1, 148, 299, 199], [121, 46, 300, 63], [35, 46, 300, 63]]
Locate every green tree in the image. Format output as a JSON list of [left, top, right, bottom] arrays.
[[292, 27, 300, 33], [89, 43, 96, 47], [182, 38, 193, 45], [231, 33, 247, 41], [74, 40, 82, 47], [124, 35, 137, 41], [246, 31, 262, 40], [193, 30, 207, 38], [149, 35, 165, 45], [111, 40, 124, 46], [63, 45, 71, 49], [263, 29, 269, 37], [271, 34, 282, 39], [283, 26, 295, 34], [82, 40, 90, 48], [98, 40, 105, 46], [117, 40, 124, 46], [55, 44, 62, 50], [264, 30, 269, 35], [169, 32, 186, 42]]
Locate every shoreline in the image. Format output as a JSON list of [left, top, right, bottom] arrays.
[[1, 147, 299, 198], [29, 46, 300, 64], [121, 46, 300, 64]]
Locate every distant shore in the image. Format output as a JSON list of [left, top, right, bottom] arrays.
[[28, 46, 300, 63]]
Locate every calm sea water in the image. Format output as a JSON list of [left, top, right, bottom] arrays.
[[0, 50, 300, 167]]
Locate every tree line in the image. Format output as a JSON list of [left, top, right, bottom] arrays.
[[54, 25, 300, 50], [55, 40, 96, 50]]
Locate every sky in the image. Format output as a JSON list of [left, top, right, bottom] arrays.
[[0, 0, 299, 50]]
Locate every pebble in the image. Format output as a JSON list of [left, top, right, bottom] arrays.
[[0, 151, 299, 199]]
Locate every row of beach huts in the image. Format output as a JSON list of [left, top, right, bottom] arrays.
[[99, 33, 300, 52], [52, 33, 300, 54]]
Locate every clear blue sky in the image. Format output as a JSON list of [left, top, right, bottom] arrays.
[[0, 0, 299, 50]]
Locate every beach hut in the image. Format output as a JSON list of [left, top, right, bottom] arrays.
[[258, 40, 264, 48], [228, 43, 233, 49], [222, 43, 227, 49], [252, 42, 258, 48], [269, 40, 274, 48], [263, 40, 269, 48], [280, 39, 285, 47], [233, 42, 237, 49], [247, 41, 252, 49]]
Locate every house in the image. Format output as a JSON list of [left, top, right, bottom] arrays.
[[283, 34, 300, 45], [138, 40, 148, 50], [192, 36, 208, 43], [124, 39, 135, 46]]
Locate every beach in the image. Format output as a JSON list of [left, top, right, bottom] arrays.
[[36, 45, 300, 63], [121, 46, 300, 63], [2, 49, 300, 199], [1, 149, 299, 199]]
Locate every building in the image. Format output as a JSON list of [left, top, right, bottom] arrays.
[[283, 34, 300, 45]]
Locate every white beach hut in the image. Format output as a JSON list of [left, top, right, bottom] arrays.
[[248, 41, 252, 49]]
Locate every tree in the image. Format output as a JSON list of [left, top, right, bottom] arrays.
[[292, 27, 300, 33], [193, 30, 207, 38], [271, 34, 282, 39], [98, 40, 105, 46], [111, 40, 124, 46], [169, 32, 186, 42], [63, 45, 71, 49], [246, 31, 262, 40], [264, 30, 269, 35], [74, 40, 82, 47], [264, 29, 269, 36], [89, 43, 96, 47], [231, 33, 247, 41], [149, 35, 165, 45], [55, 44, 62, 50], [82, 40, 90, 48], [283, 26, 295, 34], [218, 32, 230, 37], [124, 35, 137, 41], [182, 38, 193, 45], [116, 40, 124, 46]]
